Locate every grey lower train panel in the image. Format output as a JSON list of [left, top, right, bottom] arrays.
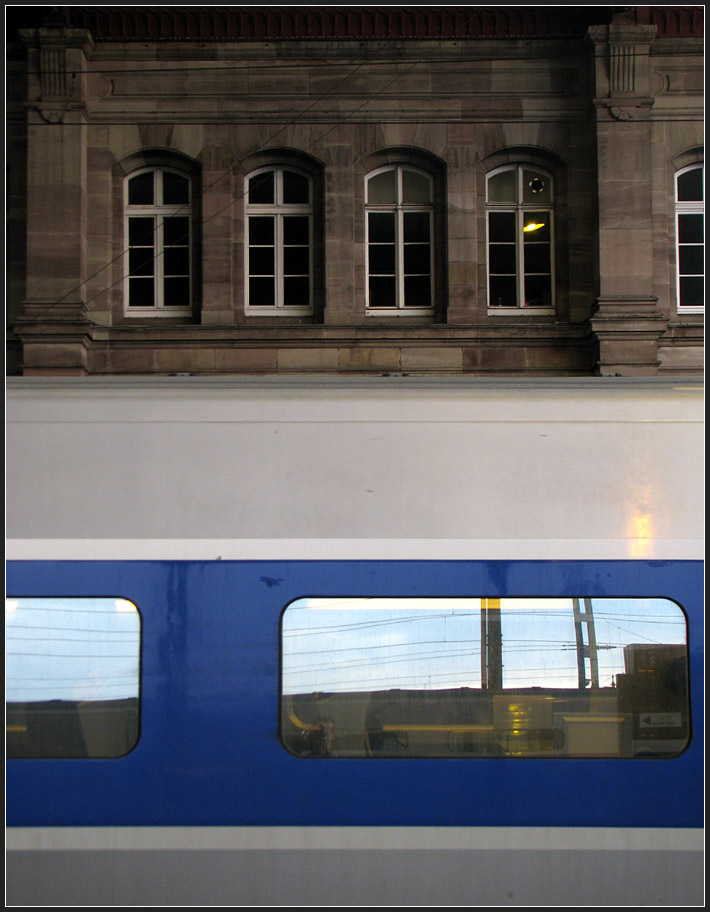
[[6, 847, 703, 906]]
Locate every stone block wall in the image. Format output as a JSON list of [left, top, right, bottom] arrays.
[[7, 6, 704, 376]]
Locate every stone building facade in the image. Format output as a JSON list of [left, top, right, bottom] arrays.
[[6, 6, 704, 376]]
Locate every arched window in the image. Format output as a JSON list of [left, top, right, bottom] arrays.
[[486, 165, 555, 311], [675, 164, 704, 312], [365, 165, 434, 311], [245, 167, 313, 313], [124, 167, 193, 314]]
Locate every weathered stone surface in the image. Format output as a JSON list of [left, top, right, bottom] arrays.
[[7, 8, 704, 377], [337, 347, 401, 371]]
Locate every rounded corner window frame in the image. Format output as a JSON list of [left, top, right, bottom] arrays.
[[5, 595, 142, 760], [279, 595, 691, 761]]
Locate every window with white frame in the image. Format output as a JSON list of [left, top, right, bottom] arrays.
[[675, 164, 704, 312], [245, 168, 313, 313], [366, 165, 434, 311], [486, 165, 555, 311], [125, 167, 193, 314]]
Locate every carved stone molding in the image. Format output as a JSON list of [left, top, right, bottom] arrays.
[[588, 21, 657, 105], [19, 26, 93, 111], [593, 96, 655, 121]]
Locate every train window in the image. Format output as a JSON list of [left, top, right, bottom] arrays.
[[280, 597, 690, 759], [5, 597, 140, 758]]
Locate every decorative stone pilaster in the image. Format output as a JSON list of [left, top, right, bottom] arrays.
[[14, 302, 95, 376], [20, 23, 93, 124], [18, 21, 94, 374], [588, 17, 657, 122], [590, 297, 666, 376], [588, 14, 663, 376]]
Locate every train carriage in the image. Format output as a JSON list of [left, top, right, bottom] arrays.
[[5, 376, 704, 905]]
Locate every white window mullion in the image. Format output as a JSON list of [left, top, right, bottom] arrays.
[[516, 209, 525, 308], [275, 213, 284, 309], [155, 169, 163, 309], [275, 168, 283, 206], [153, 217, 161, 308], [395, 167, 403, 309], [517, 169, 524, 309], [396, 207, 405, 309]]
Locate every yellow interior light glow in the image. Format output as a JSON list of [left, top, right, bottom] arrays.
[[523, 221, 545, 232]]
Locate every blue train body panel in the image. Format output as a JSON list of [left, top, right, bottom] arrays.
[[6, 559, 703, 830]]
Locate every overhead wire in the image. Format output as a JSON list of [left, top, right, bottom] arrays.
[[11, 44, 671, 81], [12, 12, 701, 330], [18, 15, 475, 330]]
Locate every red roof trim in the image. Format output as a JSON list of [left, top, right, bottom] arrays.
[[59, 6, 618, 41], [633, 6, 704, 37], [11, 6, 697, 42]]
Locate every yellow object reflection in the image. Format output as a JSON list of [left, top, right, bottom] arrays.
[[629, 512, 654, 557]]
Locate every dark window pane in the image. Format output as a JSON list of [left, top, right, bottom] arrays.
[[404, 243, 430, 274], [678, 214, 704, 244], [164, 276, 190, 307], [368, 212, 395, 243], [249, 246, 275, 275], [489, 244, 516, 275], [129, 248, 154, 277], [369, 276, 396, 307], [404, 275, 431, 307], [679, 276, 704, 308], [162, 171, 189, 205], [489, 275, 517, 307], [129, 277, 154, 307], [524, 243, 551, 275], [488, 169, 516, 203], [488, 211, 515, 242], [367, 170, 396, 204], [283, 216, 309, 245], [369, 244, 396, 275], [249, 216, 274, 245], [524, 274, 553, 307], [129, 217, 155, 246], [283, 246, 309, 275], [401, 169, 431, 204], [163, 217, 190, 246], [249, 276, 275, 306], [523, 212, 551, 242], [677, 167, 703, 202], [283, 276, 310, 306], [283, 171, 309, 204], [678, 245, 704, 276], [403, 212, 430, 242], [128, 171, 154, 205], [164, 247, 190, 277], [249, 171, 274, 204]]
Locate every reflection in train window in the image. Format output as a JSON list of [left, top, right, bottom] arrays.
[[280, 598, 690, 759], [5, 597, 141, 758]]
